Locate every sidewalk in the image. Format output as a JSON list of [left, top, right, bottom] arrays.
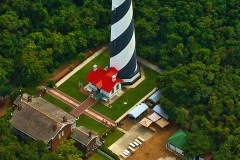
[[137, 56, 164, 74], [70, 96, 96, 116], [55, 46, 108, 87], [47, 88, 116, 127]]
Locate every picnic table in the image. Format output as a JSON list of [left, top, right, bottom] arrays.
[[130, 142, 136, 148], [137, 136, 145, 142], [135, 139, 142, 145], [133, 141, 139, 146]]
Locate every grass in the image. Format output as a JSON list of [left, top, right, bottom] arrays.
[[88, 152, 109, 160], [91, 66, 159, 120], [76, 114, 108, 135], [58, 49, 110, 102], [103, 129, 124, 148], [42, 94, 73, 113]]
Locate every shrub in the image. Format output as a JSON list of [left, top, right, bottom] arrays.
[[47, 80, 55, 88], [78, 52, 86, 62], [69, 65, 74, 71]]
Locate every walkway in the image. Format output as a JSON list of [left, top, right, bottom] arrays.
[[137, 56, 163, 74], [70, 96, 96, 116], [55, 46, 108, 87], [47, 87, 116, 127]]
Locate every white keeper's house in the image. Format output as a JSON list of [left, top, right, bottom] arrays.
[[86, 65, 123, 101]]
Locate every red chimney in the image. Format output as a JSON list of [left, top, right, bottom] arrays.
[[63, 116, 67, 122], [53, 124, 57, 131], [18, 104, 22, 111], [88, 131, 92, 137]]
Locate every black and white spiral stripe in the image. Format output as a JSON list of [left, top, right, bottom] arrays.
[[110, 0, 139, 80]]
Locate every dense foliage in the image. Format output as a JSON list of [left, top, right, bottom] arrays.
[[152, 0, 240, 159], [0, 0, 111, 95], [1, 0, 240, 159]]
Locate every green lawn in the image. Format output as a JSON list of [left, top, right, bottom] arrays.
[[58, 49, 110, 102], [76, 114, 108, 135], [91, 66, 158, 120], [103, 129, 124, 148], [42, 94, 73, 113], [88, 152, 109, 160], [76, 115, 124, 146]]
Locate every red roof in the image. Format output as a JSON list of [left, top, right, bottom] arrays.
[[86, 67, 123, 93]]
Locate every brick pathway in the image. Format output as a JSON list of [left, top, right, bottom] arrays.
[[70, 96, 96, 117], [84, 108, 116, 127], [47, 88, 116, 127]]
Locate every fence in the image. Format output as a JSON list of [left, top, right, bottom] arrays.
[[97, 149, 115, 160]]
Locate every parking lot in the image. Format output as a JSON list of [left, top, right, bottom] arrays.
[[109, 123, 154, 159]]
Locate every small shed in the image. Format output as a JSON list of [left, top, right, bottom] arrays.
[[166, 129, 186, 156], [153, 104, 169, 120], [128, 103, 148, 122], [148, 89, 161, 104]]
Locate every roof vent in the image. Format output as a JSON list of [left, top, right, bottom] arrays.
[[112, 75, 116, 82], [63, 116, 67, 122], [93, 65, 97, 71]]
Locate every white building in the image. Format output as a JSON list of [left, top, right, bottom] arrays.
[[86, 65, 123, 101]]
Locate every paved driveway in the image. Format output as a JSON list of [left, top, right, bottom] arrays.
[[109, 123, 154, 158]]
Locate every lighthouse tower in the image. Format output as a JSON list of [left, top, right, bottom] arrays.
[[110, 0, 140, 85]]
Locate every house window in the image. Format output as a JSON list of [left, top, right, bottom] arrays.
[[114, 40, 117, 47], [58, 133, 61, 139], [111, 88, 114, 94], [62, 130, 64, 137], [116, 84, 119, 90]]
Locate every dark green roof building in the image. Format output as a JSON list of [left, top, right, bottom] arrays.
[[166, 129, 186, 156]]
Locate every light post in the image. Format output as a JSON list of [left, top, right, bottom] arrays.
[[105, 133, 108, 146]]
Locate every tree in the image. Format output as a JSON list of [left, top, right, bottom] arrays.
[[17, 43, 50, 87], [157, 61, 240, 157], [0, 56, 13, 96], [56, 139, 82, 160], [183, 131, 213, 158], [0, 110, 20, 160]]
